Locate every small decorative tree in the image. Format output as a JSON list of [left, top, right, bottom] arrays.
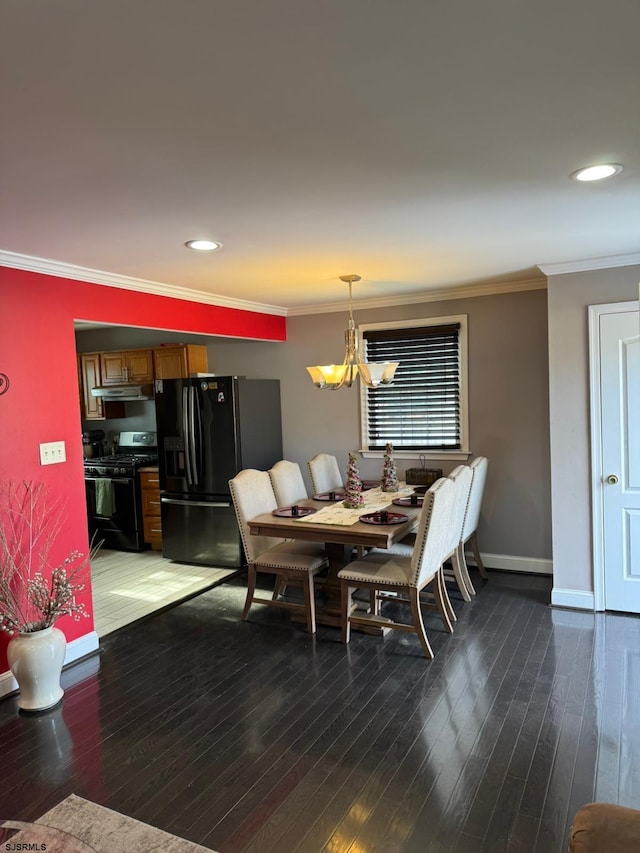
[[381, 442, 399, 492], [342, 452, 365, 509]]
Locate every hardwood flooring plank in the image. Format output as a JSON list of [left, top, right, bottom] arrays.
[[506, 690, 552, 782], [532, 712, 581, 853], [517, 675, 569, 819], [618, 644, 640, 806], [593, 700, 622, 804], [505, 813, 539, 853], [479, 774, 526, 853]]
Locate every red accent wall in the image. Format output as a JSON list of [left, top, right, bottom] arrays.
[[0, 266, 286, 673]]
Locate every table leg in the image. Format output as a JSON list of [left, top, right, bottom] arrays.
[[289, 542, 390, 635], [316, 542, 390, 636], [320, 542, 352, 621]]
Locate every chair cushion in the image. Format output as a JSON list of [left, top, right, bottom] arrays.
[[370, 533, 415, 558], [338, 554, 412, 586], [257, 541, 328, 572]]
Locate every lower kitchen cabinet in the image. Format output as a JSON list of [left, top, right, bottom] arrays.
[[140, 469, 162, 550]]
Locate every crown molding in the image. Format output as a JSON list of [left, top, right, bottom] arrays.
[[0, 249, 551, 318], [0, 250, 287, 317], [538, 252, 640, 276], [286, 277, 547, 316]]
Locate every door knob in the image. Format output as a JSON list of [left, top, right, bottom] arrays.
[[606, 474, 619, 485]]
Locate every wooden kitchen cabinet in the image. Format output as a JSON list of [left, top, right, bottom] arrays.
[[100, 349, 154, 385], [78, 352, 125, 420], [153, 344, 209, 379], [140, 469, 162, 550]]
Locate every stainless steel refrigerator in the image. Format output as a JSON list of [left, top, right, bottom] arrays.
[[155, 375, 282, 567]]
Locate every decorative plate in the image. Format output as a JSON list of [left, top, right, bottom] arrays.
[[313, 492, 346, 501], [359, 511, 408, 525], [392, 496, 424, 507], [271, 506, 317, 518]]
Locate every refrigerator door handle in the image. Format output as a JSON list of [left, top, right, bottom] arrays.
[[193, 384, 203, 485], [182, 386, 193, 485], [188, 385, 199, 486], [161, 497, 232, 508]]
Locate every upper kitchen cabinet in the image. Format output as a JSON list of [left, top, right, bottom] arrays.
[[100, 349, 154, 385], [153, 344, 209, 379], [79, 353, 104, 419], [79, 352, 125, 420]]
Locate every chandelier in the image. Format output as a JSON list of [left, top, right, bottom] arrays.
[[306, 275, 399, 390]]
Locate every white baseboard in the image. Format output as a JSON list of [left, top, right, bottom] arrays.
[[468, 551, 552, 575], [0, 630, 100, 701], [550, 588, 595, 611]]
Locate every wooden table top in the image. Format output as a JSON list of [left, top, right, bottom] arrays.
[[247, 497, 421, 550]]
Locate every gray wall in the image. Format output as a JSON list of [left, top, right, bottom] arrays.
[[208, 288, 551, 565], [547, 264, 640, 596]]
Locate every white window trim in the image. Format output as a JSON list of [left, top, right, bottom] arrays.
[[357, 313, 470, 461]]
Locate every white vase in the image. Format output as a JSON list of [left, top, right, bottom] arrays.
[[7, 626, 66, 712]]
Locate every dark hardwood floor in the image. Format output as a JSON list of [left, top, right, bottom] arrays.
[[1, 569, 639, 853]]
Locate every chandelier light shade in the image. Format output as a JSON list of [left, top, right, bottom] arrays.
[[306, 275, 399, 390]]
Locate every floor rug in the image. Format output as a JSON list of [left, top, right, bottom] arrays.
[[8, 794, 217, 853]]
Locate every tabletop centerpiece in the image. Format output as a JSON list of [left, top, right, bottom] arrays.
[[342, 452, 365, 509], [381, 442, 399, 492], [0, 479, 94, 713]]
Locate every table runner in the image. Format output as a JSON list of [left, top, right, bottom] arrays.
[[296, 484, 415, 526]]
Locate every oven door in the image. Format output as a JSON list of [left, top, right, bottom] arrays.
[[85, 475, 144, 551]]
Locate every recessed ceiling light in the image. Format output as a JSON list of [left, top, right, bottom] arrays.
[[570, 163, 623, 182], [185, 239, 222, 251]]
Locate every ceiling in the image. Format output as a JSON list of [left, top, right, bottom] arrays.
[[1, 0, 639, 313]]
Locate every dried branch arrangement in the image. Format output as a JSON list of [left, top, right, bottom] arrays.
[[0, 480, 96, 634]]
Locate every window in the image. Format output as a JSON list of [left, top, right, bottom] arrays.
[[359, 315, 468, 458]]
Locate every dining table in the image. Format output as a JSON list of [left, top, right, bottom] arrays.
[[247, 483, 423, 633]]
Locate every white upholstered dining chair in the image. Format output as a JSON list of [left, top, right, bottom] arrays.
[[229, 469, 328, 634], [440, 464, 475, 600], [267, 460, 310, 600], [461, 456, 489, 580], [307, 453, 343, 496], [337, 476, 457, 659], [268, 460, 308, 507], [367, 464, 475, 610]]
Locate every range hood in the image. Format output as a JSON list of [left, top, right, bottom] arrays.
[[91, 384, 154, 401]]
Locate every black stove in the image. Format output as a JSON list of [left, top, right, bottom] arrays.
[[84, 453, 158, 477], [84, 431, 158, 551]]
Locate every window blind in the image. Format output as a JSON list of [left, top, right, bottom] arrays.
[[363, 323, 461, 450]]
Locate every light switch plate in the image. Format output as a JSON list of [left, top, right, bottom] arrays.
[[39, 440, 66, 465]]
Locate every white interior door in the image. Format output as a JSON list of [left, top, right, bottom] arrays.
[[599, 308, 640, 612]]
